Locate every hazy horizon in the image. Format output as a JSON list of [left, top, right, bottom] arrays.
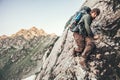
[[0, 0, 85, 36]]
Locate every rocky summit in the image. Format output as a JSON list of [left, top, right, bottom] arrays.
[[0, 0, 120, 80]]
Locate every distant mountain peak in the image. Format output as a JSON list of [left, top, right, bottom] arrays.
[[11, 27, 48, 39], [0, 27, 57, 40], [0, 35, 8, 40], [0, 26, 58, 80], [29, 26, 47, 36]]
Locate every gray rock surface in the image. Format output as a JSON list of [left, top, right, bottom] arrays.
[[35, 0, 120, 80], [0, 0, 120, 80]]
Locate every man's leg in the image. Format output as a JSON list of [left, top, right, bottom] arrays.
[[73, 32, 85, 57], [81, 37, 95, 58], [80, 37, 95, 69]]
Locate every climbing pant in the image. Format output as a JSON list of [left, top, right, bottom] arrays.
[[73, 32, 95, 58], [73, 32, 85, 53]]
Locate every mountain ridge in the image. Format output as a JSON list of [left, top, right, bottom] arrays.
[[0, 27, 57, 40]]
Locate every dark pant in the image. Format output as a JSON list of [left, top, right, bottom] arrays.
[[73, 32, 95, 58]]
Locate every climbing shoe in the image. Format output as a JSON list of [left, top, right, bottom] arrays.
[[79, 57, 89, 70]]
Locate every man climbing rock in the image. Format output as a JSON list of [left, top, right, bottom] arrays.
[[70, 7, 100, 70]]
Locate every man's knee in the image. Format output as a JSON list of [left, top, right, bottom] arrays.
[[86, 37, 94, 45], [87, 43, 95, 50]]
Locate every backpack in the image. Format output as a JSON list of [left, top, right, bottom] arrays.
[[69, 6, 91, 32]]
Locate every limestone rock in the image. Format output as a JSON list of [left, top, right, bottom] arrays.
[[35, 0, 120, 80]]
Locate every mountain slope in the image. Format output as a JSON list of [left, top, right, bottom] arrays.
[[0, 27, 58, 80]]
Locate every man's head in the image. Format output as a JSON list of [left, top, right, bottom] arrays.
[[90, 8, 100, 19]]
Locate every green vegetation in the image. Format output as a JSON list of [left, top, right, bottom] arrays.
[[0, 35, 58, 80]]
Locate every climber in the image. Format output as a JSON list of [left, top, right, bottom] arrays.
[[70, 7, 100, 70]]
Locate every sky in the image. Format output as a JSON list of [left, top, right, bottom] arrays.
[[0, 0, 85, 36]]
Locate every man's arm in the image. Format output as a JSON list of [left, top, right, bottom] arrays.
[[83, 14, 94, 37]]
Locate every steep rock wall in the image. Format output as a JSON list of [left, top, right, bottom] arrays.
[[35, 0, 120, 80]]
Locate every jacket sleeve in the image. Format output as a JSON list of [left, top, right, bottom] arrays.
[[83, 14, 94, 37]]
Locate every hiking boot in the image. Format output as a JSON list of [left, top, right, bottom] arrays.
[[72, 51, 79, 57], [79, 57, 89, 70], [72, 50, 81, 57], [72, 48, 82, 57], [72, 48, 77, 57], [76, 52, 81, 56]]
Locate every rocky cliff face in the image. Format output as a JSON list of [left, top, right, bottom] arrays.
[[33, 0, 120, 80], [0, 27, 58, 80], [1, 0, 120, 80]]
